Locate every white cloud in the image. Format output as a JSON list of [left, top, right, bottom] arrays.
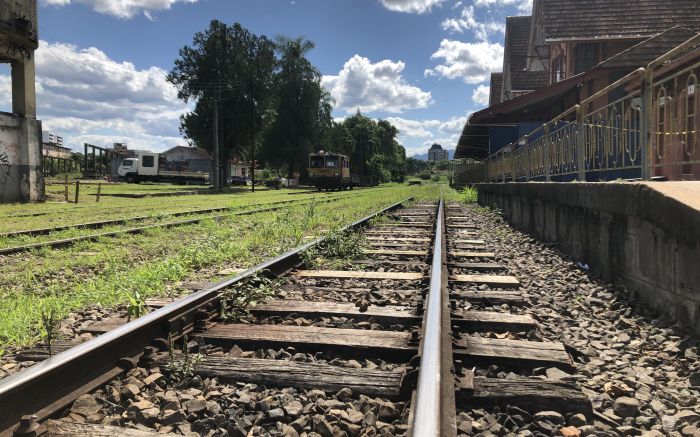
[[322, 55, 432, 114], [43, 0, 198, 19], [472, 84, 490, 106], [384, 114, 471, 157], [386, 117, 440, 138], [0, 41, 190, 152], [441, 5, 505, 41], [474, 0, 532, 13], [425, 39, 503, 84], [439, 114, 469, 134], [379, 0, 444, 14]]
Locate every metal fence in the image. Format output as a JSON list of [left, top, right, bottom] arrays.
[[468, 34, 700, 183]]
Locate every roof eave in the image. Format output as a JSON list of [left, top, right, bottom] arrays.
[[544, 35, 651, 43]]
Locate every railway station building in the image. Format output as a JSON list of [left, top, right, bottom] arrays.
[[455, 0, 700, 184]]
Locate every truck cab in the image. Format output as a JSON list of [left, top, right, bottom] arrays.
[[117, 152, 159, 183]]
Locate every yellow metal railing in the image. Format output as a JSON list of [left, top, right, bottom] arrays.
[[479, 33, 700, 182]]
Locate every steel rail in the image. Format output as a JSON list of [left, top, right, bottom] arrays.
[[0, 197, 413, 436], [412, 198, 444, 437]]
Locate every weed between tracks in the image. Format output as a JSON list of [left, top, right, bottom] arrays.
[[0, 184, 448, 350], [220, 271, 278, 322], [301, 228, 367, 270]]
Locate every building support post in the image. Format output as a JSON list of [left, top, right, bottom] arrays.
[[576, 105, 586, 181], [640, 72, 652, 180], [11, 59, 36, 118], [544, 124, 551, 182]]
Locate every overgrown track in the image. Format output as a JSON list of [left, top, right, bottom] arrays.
[[0, 199, 599, 436], [0, 197, 446, 436], [0, 193, 365, 255], [0, 191, 359, 238]]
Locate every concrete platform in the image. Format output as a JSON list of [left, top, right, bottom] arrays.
[[476, 181, 700, 333]]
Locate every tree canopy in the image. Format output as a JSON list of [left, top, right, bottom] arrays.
[[327, 112, 407, 184], [168, 21, 408, 184]]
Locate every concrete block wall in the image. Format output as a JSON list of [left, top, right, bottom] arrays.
[[476, 182, 700, 333], [0, 112, 44, 202]]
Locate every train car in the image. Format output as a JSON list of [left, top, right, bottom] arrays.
[[307, 151, 359, 190]]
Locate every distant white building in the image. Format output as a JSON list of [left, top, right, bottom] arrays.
[[428, 143, 449, 161], [230, 158, 250, 178], [41, 131, 71, 159]]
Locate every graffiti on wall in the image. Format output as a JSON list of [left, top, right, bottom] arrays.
[[0, 141, 14, 185]]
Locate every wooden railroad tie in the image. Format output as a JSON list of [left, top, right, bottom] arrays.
[[451, 274, 520, 289], [42, 420, 179, 436], [374, 222, 433, 228], [156, 356, 404, 397], [453, 290, 526, 305], [447, 224, 478, 230], [365, 236, 431, 242], [453, 336, 573, 370], [81, 301, 419, 335], [449, 251, 497, 259], [456, 373, 593, 417], [451, 239, 485, 245], [448, 262, 505, 271], [451, 310, 535, 332], [364, 230, 431, 236], [367, 241, 429, 248], [295, 270, 425, 280], [200, 324, 416, 359], [80, 301, 537, 337], [363, 249, 430, 257]]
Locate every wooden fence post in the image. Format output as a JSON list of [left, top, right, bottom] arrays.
[[64, 175, 69, 202], [96, 182, 102, 203], [74, 180, 80, 204]]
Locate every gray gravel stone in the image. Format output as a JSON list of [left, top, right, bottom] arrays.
[[613, 396, 640, 418]]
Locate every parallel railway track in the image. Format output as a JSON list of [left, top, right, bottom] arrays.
[[0, 198, 593, 436], [0, 192, 366, 255], [0, 191, 360, 238]]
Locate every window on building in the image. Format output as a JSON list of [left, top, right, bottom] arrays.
[[142, 155, 155, 167], [574, 44, 598, 74], [553, 54, 565, 83]]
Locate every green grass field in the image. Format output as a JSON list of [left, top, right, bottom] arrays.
[[0, 183, 459, 351]]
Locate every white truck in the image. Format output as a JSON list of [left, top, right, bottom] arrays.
[[117, 152, 210, 184]]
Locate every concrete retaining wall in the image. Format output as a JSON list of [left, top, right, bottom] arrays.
[[0, 112, 44, 202], [476, 182, 700, 333]]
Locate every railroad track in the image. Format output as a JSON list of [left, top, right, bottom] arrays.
[[0, 192, 367, 255], [0, 199, 593, 436], [0, 191, 366, 238]]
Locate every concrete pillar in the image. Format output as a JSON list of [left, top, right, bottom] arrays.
[[11, 56, 37, 117], [19, 117, 44, 201]]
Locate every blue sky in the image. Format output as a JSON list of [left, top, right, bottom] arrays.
[[0, 0, 531, 156]]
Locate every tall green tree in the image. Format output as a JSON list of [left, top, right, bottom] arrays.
[[329, 112, 407, 183], [261, 37, 325, 178], [167, 21, 276, 168]]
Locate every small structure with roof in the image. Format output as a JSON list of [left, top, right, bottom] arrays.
[[428, 144, 449, 161]]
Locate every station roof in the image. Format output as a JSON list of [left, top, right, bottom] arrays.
[[540, 0, 700, 42], [505, 16, 549, 91]]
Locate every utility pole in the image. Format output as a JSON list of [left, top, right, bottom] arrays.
[[250, 75, 255, 193], [212, 93, 220, 190], [211, 23, 226, 190]]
